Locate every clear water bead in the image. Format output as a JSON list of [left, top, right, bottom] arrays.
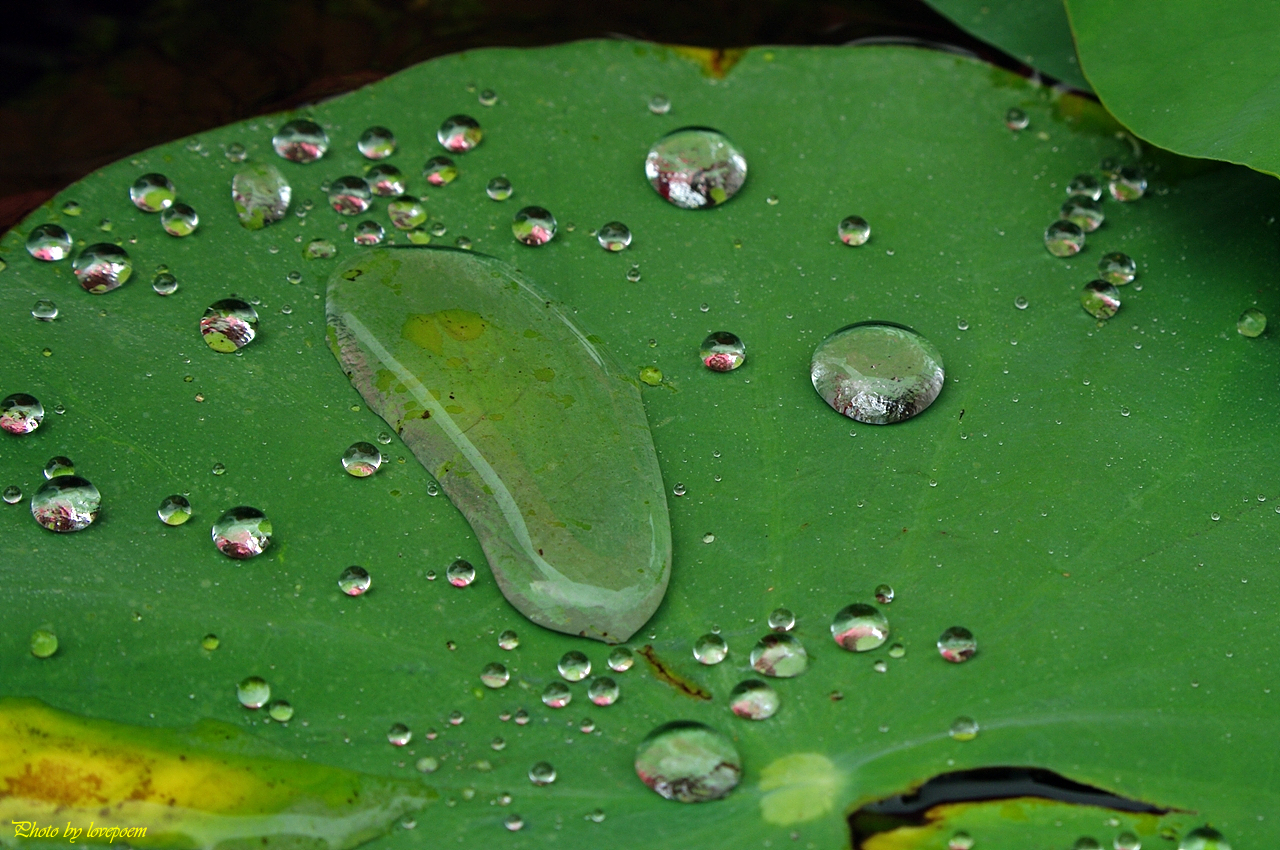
[[225, 143, 247, 162], [1005, 107, 1029, 130], [305, 238, 337, 259], [26, 224, 73, 261], [767, 607, 795, 632], [267, 700, 294, 722], [937, 626, 977, 662], [634, 721, 741, 803], [236, 676, 270, 709], [423, 156, 458, 186], [328, 176, 372, 215], [31, 476, 100, 532], [1238, 308, 1267, 338], [32, 300, 58, 321], [365, 164, 405, 197], [1178, 828, 1228, 850], [160, 203, 199, 237], [387, 196, 427, 230], [273, 119, 329, 163], [211, 506, 272, 559], [486, 177, 513, 201], [503, 815, 524, 832], [645, 127, 747, 209], [607, 647, 634, 672], [1060, 197, 1104, 232], [729, 680, 779, 720], [811, 322, 945, 425], [1, 393, 44, 435], [358, 126, 397, 160], [1067, 174, 1103, 201], [73, 244, 132, 294], [232, 164, 291, 229], [949, 716, 979, 741], [341, 441, 382, 476], [700, 331, 746, 372], [447, 558, 476, 587], [437, 115, 483, 152], [693, 633, 728, 665], [1115, 833, 1141, 850], [750, 633, 808, 677], [1045, 220, 1085, 257], [831, 603, 890, 651], [1081, 280, 1121, 319], [201, 299, 259, 352], [1099, 252, 1137, 285], [30, 628, 58, 658], [648, 94, 671, 114], [541, 682, 572, 709], [588, 676, 620, 706], [158, 494, 192, 525], [338, 566, 371, 596], [479, 88, 497, 106], [838, 215, 871, 246], [130, 173, 176, 212], [1109, 166, 1147, 201], [597, 221, 632, 251], [480, 662, 510, 688], [529, 761, 557, 786], [874, 584, 894, 604], [152, 271, 178, 296], [558, 650, 592, 682], [43, 456, 74, 479], [512, 206, 556, 246], [498, 630, 519, 650], [2, 486, 22, 505], [387, 723, 412, 746]]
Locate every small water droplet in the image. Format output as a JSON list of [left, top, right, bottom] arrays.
[[597, 221, 632, 251], [416, 756, 439, 773], [672, 482, 686, 496], [767, 607, 795, 632], [237, 676, 271, 709], [305, 239, 337, 259], [626, 264, 642, 282], [31, 476, 99, 532], [428, 221, 448, 238], [837, 215, 871, 246], [1211, 512, 1221, 521], [1115, 832, 1141, 850], [232, 164, 291, 229], [503, 814, 524, 832], [948, 831, 975, 850], [211, 506, 272, 559], [765, 193, 779, 206], [512, 206, 556, 246], [1061, 197, 1104, 232], [700, 331, 745, 372], [387, 722, 412, 746], [831, 603, 889, 651], [273, 119, 329, 163], [160, 203, 199, 237], [1120, 406, 1131, 417], [948, 716, 979, 741], [2, 486, 22, 505], [357, 126, 397, 160], [1108, 166, 1146, 202], [874, 584, 895, 604], [454, 236, 472, 250], [201, 299, 259, 351], [425, 481, 440, 496], [438, 115, 483, 152], [1238, 308, 1267, 338], [529, 761, 557, 785], [130, 173, 176, 212], [328, 176, 372, 215], [211, 462, 225, 475], [1075, 838, 1102, 850], [648, 94, 671, 114], [1045, 220, 1085, 257], [498, 630, 519, 650], [42, 456, 74, 479], [558, 650, 591, 682], [634, 721, 741, 802], [587, 676, 620, 706], [30, 628, 58, 658], [1067, 174, 1102, 201], [701, 532, 715, 543], [693, 633, 728, 665], [479, 88, 498, 106], [957, 319, 969, 331], [61, 200, 82, 217], [1004, 107, 1029, 130], [1081, 280, 1121, 319], [73, 243, 132, 294], [888, 642, 906, 658], [645, 127, 747, 209], [811, 322, 944, 424], [937, 626, 976, 662], [729, 680, 779, 719], [448, 710, 465, 725], [480, 176, 514, 202], [26, 224, 73, 261], [514, 709, 530, 725], [267, 700, 294, 722], [447, 558, 476, 587], [381, 195, 425, 231], [341, 441, 382, 477], [151, 271, 179, 296], [491, 736, 507, 750], [607, 647, 634, 672], [365, 164, 405, 197], [750, 633, 808, 677], [338, 565, 371, 596], [31, 300, 58, 321], [423, 156, 458, 186], [201, 633, 220, 651], [480, 662, 510, 688]]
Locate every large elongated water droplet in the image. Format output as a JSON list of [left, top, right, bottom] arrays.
[[634, 721, 741, 802], [31, 476, 100, 532], [811, 322, 944, 425], [326, 247, 670, 643], [233, 165, 292, 230], [645, 127, 747, 209]]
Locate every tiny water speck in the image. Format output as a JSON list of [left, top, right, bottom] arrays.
[[1211, 512, 1220, 521], [31, 476, 100, 532], [201, 634, 220, 651], [26, 224, 73, 261], [529, 761, 557, 786], [558, 650, 591, 682], [1067, 174, 1102, 201], [486, 177, 513, 201], [267, 700, 294, 722], [607, 647, 634, 672], [645, 127, 747, 209], [634, 721, 741, 802], [888, 643, 906, 658], [211, 506, 272, 559], [597, 221, 632, 251], [130, 173, 176, 212], [937, 626, 977, 662], [480, 662, 510, 688], [1005, 107, 1029, 130], [1045, 220, 1085, 257], [729, 680, 779, 720], [693, 633, 728, 665], [30, 628, 58, 659], [448, 711, 464, 725], [831, 603, 889, 652], [43, 456, 74, 479], [767, 607, 795, 632], [358, 126, 396, 160], [2, 486, 21, 505], [447, 558, 476, 587], [1081, 280, 1121, 320], [875, 584, 894, 604], [542, 682, 570, 710], [152, 272, 179, 296], [201, 299, 258, 352], [949, 716, 979, 741], [588, 676, 620, 706], [161, 203, 200, 237], [32, 300, 58, 321], [338, 566, 371, 596], [811, 322, 944, 425], [512, 206, 556, 246], [1178, 827, 1229, 850], [73, 244, 132, 294], [341, 442, 382, 477], [273, 120, 329, 163], [838, 216, 871, 246], [750, 633, 808, 677], [328, 176, 372, 215], [1061, 197, 1104, 232], [423, 156, 458, 186], [648, 94, 671, 115], [236, 676, 271, 709], [700, 331, 745, 372], [388, 723, 412, 746], [498, 630, 519, 650], [365, 164, 405, 197], [1098, 252, 1137, 285], [1238, 308, 1266, 338], [438, 115, 483, 152], [1109, 166, 1146, 202]]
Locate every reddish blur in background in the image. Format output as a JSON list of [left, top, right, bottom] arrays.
[[0, 0, 1017, 229]]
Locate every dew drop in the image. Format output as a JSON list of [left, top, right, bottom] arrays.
[[151, 271, 179, 296], [949, 831, 975, 850], [273, 119, 329, 163], [357, 126, 397, 160], [1075, 839, 1102, 850], [1067, 174, 1102, 201], [874, 584, 894, 604], [341, 441, 382, 477], [43, 456, 74, 479], [1108, 166, 1147, 202], [648, 94, 671, 115], [503, 814, 524, 832], [529, 761, 557, 786], [61, 200, 82, 217], [236, 676, 271, 709], [700, 331, 746, 372], [387, 722, 412, 746], [937, 626, 977, 662], [365, 164, 405, 198], [438, 115, 483, 152], [429, 221, 447, 237], [423, 156, 458, 186], [512, 206, 556, 246], [949, 716, 979, 741], [645, 127, 747, 209], [957, 319, 969, 331], [454, 236, 472, 250], [232, 164, 291, 229], [73, 244, 132, 294], [588, 676, 620, 706], [1081, 280, 1121, 320], [838, 215, 871, 246], [1211, 512, 1221, 521], [607, 647, 634, 672], [1061, 197, 1104, 232], [378, 197, 424, 232], [1098, 252, 1137, 285], [1115, 833, 1141, 850], [888, 643, 906, 658], [626, 264, 642, 282], [31, 300, 57, 321], [201, 299, 259, 352], [543, 679, 574, 706], [328, 176, 372, 215], [811, 322, 944, 425], [597, 221, 632, 251], [767, 607, 795, 632], [480, 662, 510, 688], [201, 633, 220, 651], [211, 506, 272, 559], [558, 650, 591, 682], [750, 633, 808, 677], [1004, 107, 1029, 130], [1045, 220, 1085, 257], [211, 462, 226, 476], [225, 143, 247, 162], [448, 710, 464, 725], [31, 476, 99, 532], [1238, 308, 1266, 338], [305, 239, 337, 259], [729, 680, 779, 720], [447, 558, 476, 587], [831, 603, 889, 651], [160, 203, 199, 237], [26, 224, 73, 261], [338, 565, 371, 596], [2, 486, 22, 505], [634, 721, 741, 802], [498, 630, 519, 650], [267, 700, 294, 722], [491, 736, 507, 750], [416, 756, 439, 773], [672, 482, 686, 496], [514, 709, 530, 725], [485, 176, 513, 201], [30, 628, 58, 659], [130, 173, 176, 212], [479, 88, 498, 106], [693, 633, 728, 665]]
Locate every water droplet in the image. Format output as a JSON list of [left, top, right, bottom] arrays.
[[222, 142, 247, 162], [429, 221, 448, 237], [949, 831, 975, 850], [31, 300, 58, 321], [1097, 251, 1137, 286], [672, 482, 686, 496], [26, 224, 73, 261], [447, 558, 476, 587], [529, 761, 557, 786], [480, 662, 510, 688], [831, 603, 890, 651], [626, 264, 642, 282], [588, 676, 620, 706], [937, 626, 976, 662], [211, 462, 226, 476], [1211, 511, 1221, 521], [1061, 197, 1104, 232], [837, 215, 871, 246], [558, 650, 591, 682], [949, 716, 979, 741], [387, 722, 412, 746], [3, 486, 22, 505], [211, 506, 272, 559], [648, 94, 671, 115], [438, 115, 483, 152], [338, 565, 372, 596], [491, 736, 507, 750], [376, 431, 392, 445], [514, 709, 530, 725], [607, 647, 634, 672], [693, 633, 728, 665], [579, 717, 596, 734], [448, 710, 465, 725], [729, 680, 779, 720], [42, 456, 74, 479], [232, 164, 291, 229], [425, 481, 440, 496], [237, 676, 271, 709], [273, 119, 329, 163], [498, 630, 519, 650], [158, 203, 200, 237], [1108, 166, 1147, 202], [267, 700, 294, 722], [201, 633, 220, 651], [454, 236, 472, 250], [702, 532, 715, 543], [888, 642, 906, 658], [130, 173, 176, 212], [416, 756, 439, 773], [73, 244, 132, 294], [30, 476, 99, 532], [61, 200, 82, 217], [512, 206, 556, 246], [750, 633, 808, 677], [341, 441, 382, 477], [597, 221, 632, 251], [1067, 174, 1102, 201], [1044, 220, 1085, 257], [1081, 280, 1121, 319], [358, 165, 402, 198], [423, 156, 458, 186], [358, 126, 397, 160], [328, 176, 372, 215], [305, 238, 337, 259], [874, 584, 894, 604], [811, 322, 945, 424], [767, 607, 795, 632], [634, 721, 741, 802], [1237, 307, 1267, 337], [503, 814, 524, 832], [1115, 832, 1141, 850], [1004, 107, 1029, 130], [30, 628, 58, 659], [700, 331, 745, 372], [479, 88, 498, 106], [383, 195, 427, 231], [157, 494, 192, 526], [957, 319, 969, 331], [1120, 406, 1131, 417], [201, 299, 259, 352], [645, 127, 747, 209]]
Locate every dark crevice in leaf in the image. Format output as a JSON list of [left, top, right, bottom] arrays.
[[638, 645, 712, 701]]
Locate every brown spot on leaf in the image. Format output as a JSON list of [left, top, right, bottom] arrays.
[[639, 645, 712, 701]]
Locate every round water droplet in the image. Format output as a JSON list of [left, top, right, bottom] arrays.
[[693, 633, 728, 665], [429, 222, 447, 237], [225, 143, 247, 162], [1081, 280, 1121, 319], [1067, 174, 1102, 201], [888, 642, 906, 658], [645, 127, 747, 209], [1, 393, 44, 435], [416, 756, 439, 773], [700, 331, 745, 372], [512, 206, 556, 246], [448, 710, 464, 725], [130, 173, 176, 212], [558, 650, 591, 682], [874, 584, 894, 604], [158, 494, 192, 525], [328, 176, 372, 215], [1238, 308, 1267, 338], [201, 298, 259, 352], [447, 558, 476, 587], [937, 626, 976, 662], [811, 322, 945, 425], [1005, 107, 1029, 130], [672, 482, 686, 496], [358, 126, 397, 160], [2, 486, 22, 505], [767, 607, 795, 632], [454, 236, 472, 250], [831, 603, 890, 651], [1014, 296, 1029, 310], [341, 441, 382, 477], [73, 244, 132, 294], [503, 814, 524, 832], [30, 628, 58, 658], [529, 761, 557, 785], [201, 633, 220, 651], [479, 88, 498, 106], [1109, 166, 1146, 202], [31, 476, 99, 532], [273, 120, 329, 163], [597, 221, 632, 251], [749, 633, 808, 677], [588, 676, 620, 706], [43, 456, 74, 479], [1060, 197, 1104, 232], [626, 264, 642, 282], [1115, 832, 1141, 850], [1045, 220, 1085, 257], [438, 115, 483, 152], [386, 196, 427, 230], [634, 721, 741, 802], [211, 462, 226, 476], [838, 215, 871, 246], [1098, 252, 1137, 286], [480, 662, 510, 688], [267, 700, 294, 722], [1075, 839, 1102, 850], [32, 300, 58, 321], [423, 156, 458, 186], [542, 682, 572, 708], [948, 831, 975, 850], [388, 722, 412, 746], [237, 676, 271, 709], [729, 680, 779, 720], [61, 200, 82, 217], [306, 239, 338, 259], [483, 176, 514, 202], [26, 224, 73, 261], [949, 716, 979, 741], [352, 221, 385, 246], [338, 565, 371, 596], [498, 630, 519, 650], [160, 203, 199, 236], [211, 506, 272, 559], [648, 94, 671, 114], [514, 709, 530, 725], [365, 164, 405, 197], [608, 647, 634, 672]]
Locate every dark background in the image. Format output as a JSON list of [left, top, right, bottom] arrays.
[[0, 0, 1025, 227]]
